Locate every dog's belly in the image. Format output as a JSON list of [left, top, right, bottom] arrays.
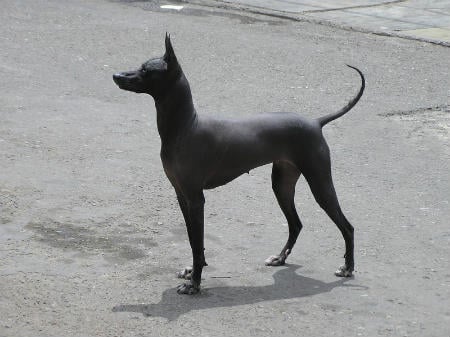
[[202, 146, 283, 189], [203, 172, 246, 189], [203, 159, 270, 189]]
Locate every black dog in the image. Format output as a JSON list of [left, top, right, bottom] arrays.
[[113, 34, 365, 295]]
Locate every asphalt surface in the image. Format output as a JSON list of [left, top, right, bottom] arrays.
[[1, 0, 449, 336]]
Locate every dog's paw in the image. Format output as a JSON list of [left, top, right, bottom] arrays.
[[334, 265, 353, 277], [177, 266, 193, 279], [265, 255, 286, 266], [176, 281, 200, 295]]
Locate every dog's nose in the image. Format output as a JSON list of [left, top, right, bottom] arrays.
[[113, 73, 126, 85], [113, 73, 123, 80]]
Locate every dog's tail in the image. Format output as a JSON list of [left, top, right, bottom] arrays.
[[317, 65, 365, 128]]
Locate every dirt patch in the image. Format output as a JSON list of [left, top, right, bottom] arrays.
[[0, 189, 19, 224], [380, 105, 450, 141]]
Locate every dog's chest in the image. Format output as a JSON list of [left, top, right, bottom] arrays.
[[160, 147, 187, 190]]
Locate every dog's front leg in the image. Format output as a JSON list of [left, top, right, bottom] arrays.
[[175, 191, 208, 280], [176, 190, 206, 295], [175, 192, 193, 280]]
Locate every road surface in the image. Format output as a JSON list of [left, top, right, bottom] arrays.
[[1, 0, 449, 336]]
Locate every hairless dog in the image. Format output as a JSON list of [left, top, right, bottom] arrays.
[[113, 34, 365, 295]]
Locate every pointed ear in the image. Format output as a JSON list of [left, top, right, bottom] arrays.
[[164, 33, 178, 66]]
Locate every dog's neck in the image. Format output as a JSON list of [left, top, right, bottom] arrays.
[[154, 73, 196, 146]]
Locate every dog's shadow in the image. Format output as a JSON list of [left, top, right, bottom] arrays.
[[112, 264, 366, 320]]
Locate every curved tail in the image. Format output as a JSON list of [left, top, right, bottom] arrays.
[[317, 65, 365, 128]]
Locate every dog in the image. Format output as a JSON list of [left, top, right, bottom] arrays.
[[113, 34, 365, 295]]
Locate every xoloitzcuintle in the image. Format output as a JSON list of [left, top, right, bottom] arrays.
[[113, 34, 365, 295]]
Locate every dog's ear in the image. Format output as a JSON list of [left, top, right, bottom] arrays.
[[164, 33, 178, 68]]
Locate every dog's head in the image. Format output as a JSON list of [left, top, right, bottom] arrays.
[[113, 33, 182, 99]]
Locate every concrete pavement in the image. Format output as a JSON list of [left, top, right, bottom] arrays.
[[185, 0, 450, 46]]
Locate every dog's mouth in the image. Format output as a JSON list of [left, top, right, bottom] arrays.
[[113, 71, 144, 93]]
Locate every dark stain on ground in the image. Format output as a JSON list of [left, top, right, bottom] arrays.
[[26, 219, 158, 261], [113, 0, 285, 25]]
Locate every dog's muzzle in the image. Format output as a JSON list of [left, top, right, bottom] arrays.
[[113, 71, 144, 93]]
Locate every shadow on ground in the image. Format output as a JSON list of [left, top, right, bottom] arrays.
[[112, 264, 366, 320]]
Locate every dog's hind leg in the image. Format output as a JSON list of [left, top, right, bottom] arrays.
[[265, 161, 302, 266], [303, 152, 355, 277]]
